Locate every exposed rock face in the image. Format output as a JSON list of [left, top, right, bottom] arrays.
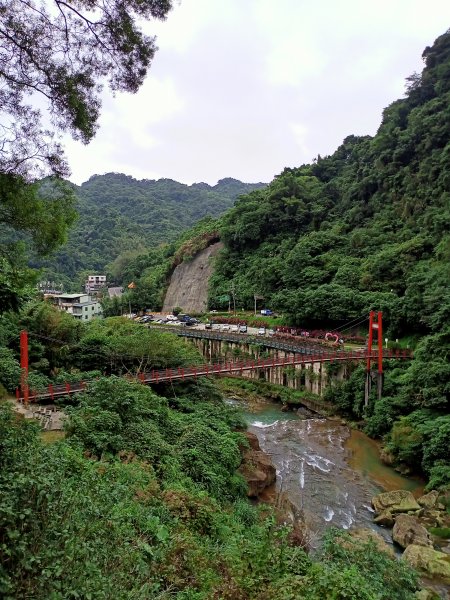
[[392, 514, 433, 549], [403, 545, 450, 584], [372, 490, 420, 514], [162, 242, 223, 314], [238, 432, 276, 498]]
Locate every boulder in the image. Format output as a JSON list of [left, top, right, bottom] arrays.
[[372, 490, 420, 514], [418, 490, 440, 509], [373, 509, 395, 528], [392, 514, 432, 549], [403, 545, 450, 585], [418, 509, 445, 529], [395, 463, 413, 476], [241, 431, 261, 451], [238, 433, 276, 498]]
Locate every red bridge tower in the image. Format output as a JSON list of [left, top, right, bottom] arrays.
[[364, 311, 383, 407]]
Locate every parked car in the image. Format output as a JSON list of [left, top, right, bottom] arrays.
[[257, 327, 266, 336], [268, 329, 275, 336], [221, 325, 230, 331], [205, 322, 212, 329], [230, 325, 239, 332], [239, 325, 247, 333], [260, 309, 273, 316]]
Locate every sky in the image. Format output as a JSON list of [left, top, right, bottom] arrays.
[[64, 0, 450, 186]]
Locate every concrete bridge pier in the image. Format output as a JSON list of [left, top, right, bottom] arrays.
[[188, 336, 347, 397]]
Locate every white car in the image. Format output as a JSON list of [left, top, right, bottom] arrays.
[[257, 328, 266, 336], [230, 325, 239, 332], [221, 325, 230, 331]]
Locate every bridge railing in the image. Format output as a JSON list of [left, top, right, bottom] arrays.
[[16, 348, 413, 402]]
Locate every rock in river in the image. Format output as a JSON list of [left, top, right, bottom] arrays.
[[238, 432, 276, 498], [392, 514, 432, 549], [373, 510, 395, 528], [372, 489, 420, 514], [417, 490, 441, 510]]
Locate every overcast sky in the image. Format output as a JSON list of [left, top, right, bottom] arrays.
[[64, 0, 450, 186]]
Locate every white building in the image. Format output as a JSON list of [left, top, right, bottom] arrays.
[[52, 293, 103, 321]]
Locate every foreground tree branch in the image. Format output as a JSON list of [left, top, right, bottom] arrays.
[[0, 0, 173, 178]]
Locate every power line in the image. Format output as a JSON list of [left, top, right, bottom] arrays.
[[329, 315, 368, 335]]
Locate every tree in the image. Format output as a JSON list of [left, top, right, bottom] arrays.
[[0, 1, 173, 310], [0, 0, 173, 179]]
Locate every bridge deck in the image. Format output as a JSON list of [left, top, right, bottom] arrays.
[[19, 348, 412, 402]]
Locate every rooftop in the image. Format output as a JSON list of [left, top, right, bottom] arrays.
[[58, 293, 87, 299]]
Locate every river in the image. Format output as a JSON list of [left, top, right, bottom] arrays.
[[233, 398, 423, 543]]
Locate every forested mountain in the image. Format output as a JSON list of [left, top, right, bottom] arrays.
[[112, 31, 450, 491], [208, 30, 450, 339], [205, 31, 450, 489], [34, 174, 265, 287]]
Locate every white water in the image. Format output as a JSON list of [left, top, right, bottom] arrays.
[[246, 412, 389, 541]]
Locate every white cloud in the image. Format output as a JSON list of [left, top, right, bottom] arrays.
[[64, 0, 450, 185], [291, 123, 310, 157]]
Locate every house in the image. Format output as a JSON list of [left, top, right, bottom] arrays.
[[108, 286, 124, 299], [85, 275, 107, 295], [52, 293, 103, 321]]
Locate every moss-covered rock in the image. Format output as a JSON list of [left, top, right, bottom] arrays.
[[372, 490, 420, 514], [403, 545, 450, 584]]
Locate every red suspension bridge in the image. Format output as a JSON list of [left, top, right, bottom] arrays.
[[17, 342, 412, 403]]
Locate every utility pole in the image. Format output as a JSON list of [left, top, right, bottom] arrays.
[[230, 282, 236, 315], [20, 330, 29, 404], [127, 281, 136, 317], [254, 294, 264, 316]]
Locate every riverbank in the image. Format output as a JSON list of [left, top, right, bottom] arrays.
[[230, 386, 449, 597]]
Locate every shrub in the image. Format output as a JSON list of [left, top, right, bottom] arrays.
[[0, 348, 21, 392]]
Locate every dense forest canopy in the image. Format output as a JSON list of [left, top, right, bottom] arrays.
[[33, 174, 266, 288]]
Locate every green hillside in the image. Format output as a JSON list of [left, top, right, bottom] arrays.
[[204, 30, 450, 489], [210, 30, 450, 338], [33, 174, 266, 287], [114, 31, 450, 490]]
